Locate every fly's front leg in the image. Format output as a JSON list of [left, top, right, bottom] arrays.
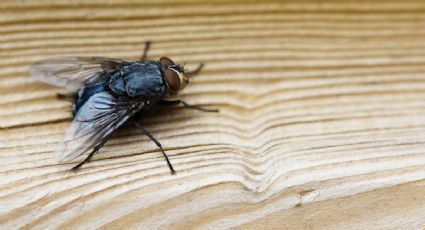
[[140, 41, 151, 61], [160, 99, 219, 113], [134, 121, 176, 174], [186, 63, 204, 77]]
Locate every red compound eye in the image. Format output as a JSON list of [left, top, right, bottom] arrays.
[[163, 68, 180, 92]]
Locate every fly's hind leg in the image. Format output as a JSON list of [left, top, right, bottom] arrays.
[[134, 121, 176, 174], [71, 136, 110, 171], [140, 41, 152, 61]]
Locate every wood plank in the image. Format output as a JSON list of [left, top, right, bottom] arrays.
[[1, 0, 425, 229]]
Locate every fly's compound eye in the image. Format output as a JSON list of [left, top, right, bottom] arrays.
[[163, 68, 181, 92], [160, 56, 175, 66]]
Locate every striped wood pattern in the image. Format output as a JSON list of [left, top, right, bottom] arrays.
[[1, 1, 425, 229]]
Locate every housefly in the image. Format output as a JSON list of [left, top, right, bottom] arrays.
[[29, 42, 218, 174]]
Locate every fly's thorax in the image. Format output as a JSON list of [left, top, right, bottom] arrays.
[[108, 62, 166, 98]]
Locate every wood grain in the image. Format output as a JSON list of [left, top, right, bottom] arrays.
[[2, 0, 425, 229]]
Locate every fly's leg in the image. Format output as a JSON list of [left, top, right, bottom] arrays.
[[186, 63, 204, 77], [134, 121, 176, 174], [71, 136, 110, 171], [140, 41, 152, 61], [57, 93, 74, 102], [161, 100, 219, 113]]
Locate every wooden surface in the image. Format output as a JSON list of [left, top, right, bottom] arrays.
[[2, 1, 425, 229]]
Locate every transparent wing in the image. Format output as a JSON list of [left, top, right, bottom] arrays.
[[29, 57, 132, 90], [54, 91, 141, 162]]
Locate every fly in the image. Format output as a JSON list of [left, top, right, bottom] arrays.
[[29, 42, 218, 174]]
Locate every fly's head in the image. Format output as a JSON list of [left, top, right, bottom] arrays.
[[159, 56, 201, 95]]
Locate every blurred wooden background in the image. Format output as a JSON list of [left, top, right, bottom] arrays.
[[2, 1, 425, 229]]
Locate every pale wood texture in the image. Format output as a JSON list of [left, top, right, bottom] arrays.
[[1, 1, 425, 229]]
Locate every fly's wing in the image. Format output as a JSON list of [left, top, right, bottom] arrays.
[[54, 91, 141, 162], [29, 57, 132, 90]]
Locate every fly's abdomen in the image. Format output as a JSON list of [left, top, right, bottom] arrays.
[[109, 62, 166, 98], [73, 83, 106, 116]]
